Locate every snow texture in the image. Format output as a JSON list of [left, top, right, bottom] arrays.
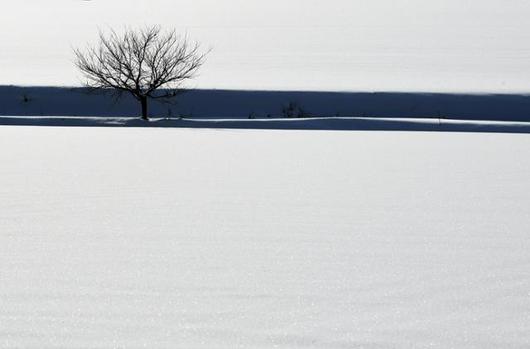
[[1, 126, 529, 348]]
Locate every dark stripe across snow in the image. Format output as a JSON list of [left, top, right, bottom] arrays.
[[1, 116, 530, 133], [2, 86, 530, 122]]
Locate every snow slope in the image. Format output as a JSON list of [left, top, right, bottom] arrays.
[[2, 0, 530, 92], [1, 126, 529, 348]]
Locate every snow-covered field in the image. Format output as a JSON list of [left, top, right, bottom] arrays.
[[1, 126, 529, 348], [3, 0, 530, 92]]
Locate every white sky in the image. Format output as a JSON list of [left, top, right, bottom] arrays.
[[2, 0, 530, 91]]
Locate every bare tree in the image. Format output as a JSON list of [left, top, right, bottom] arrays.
[[74, 26, 207, 120]]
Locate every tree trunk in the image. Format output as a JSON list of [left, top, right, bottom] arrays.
[[140, 96, 148, 120]]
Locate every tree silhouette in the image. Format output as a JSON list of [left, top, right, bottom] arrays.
[[74, 26, 207, 120]]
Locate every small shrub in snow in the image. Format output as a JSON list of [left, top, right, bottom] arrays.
[[281, 101, 310, 118]]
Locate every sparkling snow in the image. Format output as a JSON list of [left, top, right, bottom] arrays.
[[1, 126, 529, 348]]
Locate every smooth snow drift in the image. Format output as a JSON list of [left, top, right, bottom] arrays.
[[2, 115, 530, 134], [1, 126, 529, 348]]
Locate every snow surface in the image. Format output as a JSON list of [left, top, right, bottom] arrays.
[[3, 0, 530, 92], [2, 115, 530, 134], [1, 126, 529, 348]]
